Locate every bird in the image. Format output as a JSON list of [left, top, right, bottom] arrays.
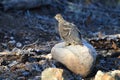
[[54, 14, 83, 46]]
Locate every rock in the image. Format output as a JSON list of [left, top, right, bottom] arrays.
[[21, 70, 31, 77], [8, 40, 16, 49], [41, 68, 83, 80], [11, 48, 22, 55], [34, 76, 41, 80], [8, 61, 18, 67], [16, 42, 22, 48], [25, 62, 42, 72], [8, 40, 16, 44], [0, 50, 11, 55], [95, 70, 120, 80], [51, 39, 97, 77], [10, 36, 14, 40], [17, 77, 26, 80], [41, 68, 64, 80]]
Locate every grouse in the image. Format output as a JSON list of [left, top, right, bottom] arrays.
[[55, 14, 83, 46]]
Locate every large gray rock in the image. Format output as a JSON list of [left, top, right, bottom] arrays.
[[51, 39, 97, 77]]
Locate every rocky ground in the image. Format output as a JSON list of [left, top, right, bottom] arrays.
[[0, 0, 120, 80]]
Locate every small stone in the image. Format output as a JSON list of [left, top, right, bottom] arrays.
[[1, 43, 7, 47], [12, 48, 22, 55], [10, 36, 14, 40], [41, 68, 81, 80], [95, 70, 120, 80], [22, 70, 31, 77], [34, 76, 41, 80], [8, 61, 18, 67], [16, 42, 22, 48], [25, 41, 30, 44], [0, 66, 9, 72], [8, 40, 16, 44], [0, 50, 11, 55], [41, 68, 64, 80], [17, 77, 26, 80], [25, 63, 42, 72]]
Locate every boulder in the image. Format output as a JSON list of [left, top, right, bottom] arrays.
[[51, 39, 97, 77]]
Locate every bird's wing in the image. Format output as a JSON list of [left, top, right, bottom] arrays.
[[62, 21, 81, 37], [62, 22, 72, 36], [71, 23, 81, 33], [70, 23, 82, 39]]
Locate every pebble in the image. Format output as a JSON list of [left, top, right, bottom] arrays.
[[10, 36, 14, 40], [17, 77, 26, 80], [95, 70, 120, 80], [41, 68, 64, 80], [25, 63, 42, 72], [34, 76, 41, 80], [8, 61, 18, 67], [8, 40, 16, 44], [16, 42, 22, 48], [22, 70, 31, 77]]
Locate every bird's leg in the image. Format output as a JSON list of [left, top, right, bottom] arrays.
[[72, 41, 83, 46], [65, 42, 71, 46]]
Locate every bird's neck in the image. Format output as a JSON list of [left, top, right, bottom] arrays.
[[58, 18, 66, 23]]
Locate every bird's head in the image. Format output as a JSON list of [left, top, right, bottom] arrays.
[[54, 14, 64, 22]]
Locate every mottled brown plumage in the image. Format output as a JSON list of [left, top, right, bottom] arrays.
[[55, 14, 82, 46]]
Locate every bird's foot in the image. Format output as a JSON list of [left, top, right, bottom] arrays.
[[65, 42, 71, 46]]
